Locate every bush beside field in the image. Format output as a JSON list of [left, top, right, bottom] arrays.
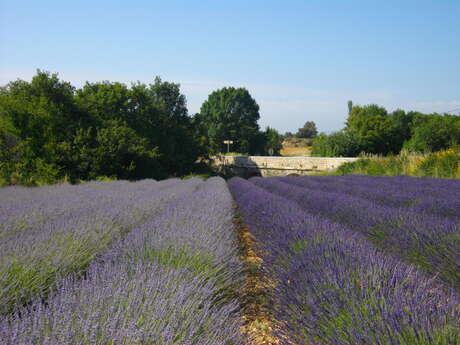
[[336, 149, 460, 178]]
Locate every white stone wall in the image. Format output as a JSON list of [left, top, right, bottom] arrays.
[[213, 156, 358, 172]]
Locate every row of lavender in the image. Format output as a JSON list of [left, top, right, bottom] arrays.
[[1, 179, 187, 314], [277, 175, 460, 219], [1, 178, 244, 345], [251, 176, 460, 289], [229, 177, 460, 345]]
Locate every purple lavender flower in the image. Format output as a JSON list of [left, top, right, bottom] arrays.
[[1, 177, 245, 345], [250, 176, 460, 289], [228, 177, 460, 345]]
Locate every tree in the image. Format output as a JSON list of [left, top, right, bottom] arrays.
[[249, 130, 268, 156], [0, 70, 84, 184], [93, 121, 159, 179], [311, 130, 362, 157], [0, 71, 203, 184], [144, 77, 202, 175], [346, 104, 398, 154], [347, 100, 353, 115], [196, 87, 260, 154], [404, 114, 460, 152], [76, 77, 202, 177], [264, 126, 282, 155], [76, 81, 130, 125], [296, 121, 318, 139], [0, 114, 21, 182], [388, 109, 414, 152], [56, 122, 160, 180]]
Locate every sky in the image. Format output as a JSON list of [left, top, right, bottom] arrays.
[[1, 0, 459, 133]]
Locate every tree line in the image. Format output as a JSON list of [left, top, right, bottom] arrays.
[[0, 70, 279, 185], [311, 101, 460, 157], [1, 70, 458, 185]]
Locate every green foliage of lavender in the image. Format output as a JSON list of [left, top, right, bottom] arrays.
[[228, 177, 460, 345], [0, 178, 190, 314], [0, 177, 245, 345]]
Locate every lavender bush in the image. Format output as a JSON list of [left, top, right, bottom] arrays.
[[279, 175, 460, 219], [251, 176, 460, 289], [1, 177, 244, 345], [228, 177, 460, 345], [0, 178, 197, 314]]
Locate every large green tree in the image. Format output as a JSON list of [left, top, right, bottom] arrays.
[[311, 102, 460, 157], [76, 77, 202, 177], [195, 87, 260, 154], [0, 70, 85, 184], [312, 130, 362, 157], [404, 113, 460, 152], [387, 109, 414, 152], [346, 104, 398, 154], [296, 121, 318, 139], [0, 71, 202, 185], [264, 126, 282, 155], [142, 78, 202, 175]]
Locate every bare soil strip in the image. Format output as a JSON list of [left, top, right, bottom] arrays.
[[234, 206, 283, 345]]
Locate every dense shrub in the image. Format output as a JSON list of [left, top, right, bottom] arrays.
[[414, 149, 460, 178], [404, 114, 460, 152], [337, 149, 460, 178], [312, 104, 460, 157], [311, 130, 362, 157], [0, 71, 203, 185]]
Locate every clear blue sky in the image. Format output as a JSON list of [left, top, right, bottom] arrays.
[[1, 0, 459, 133]]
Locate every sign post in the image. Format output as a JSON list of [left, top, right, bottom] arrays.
[[223, 140, 234, 154]]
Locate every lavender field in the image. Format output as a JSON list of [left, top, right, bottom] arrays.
[[1, 175, 459, 345], [229, 175, 460, 345], [0, 177, 245, 345]]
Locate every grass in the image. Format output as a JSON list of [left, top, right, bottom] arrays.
[[217, 152, 246, 156], [335, 149, 460, 178], [280, 146, 312, 156], [181, 173, 212, 180]]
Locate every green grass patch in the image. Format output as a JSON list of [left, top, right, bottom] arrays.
[[335, 149, 460, 178]]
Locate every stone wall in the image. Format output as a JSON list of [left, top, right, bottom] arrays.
[[211, 156, 358, 177]]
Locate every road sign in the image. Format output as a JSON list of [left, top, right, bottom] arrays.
[[223, 140, 234, 153]]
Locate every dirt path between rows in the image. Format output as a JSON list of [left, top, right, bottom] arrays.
[[234, 207, 284, 345]]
